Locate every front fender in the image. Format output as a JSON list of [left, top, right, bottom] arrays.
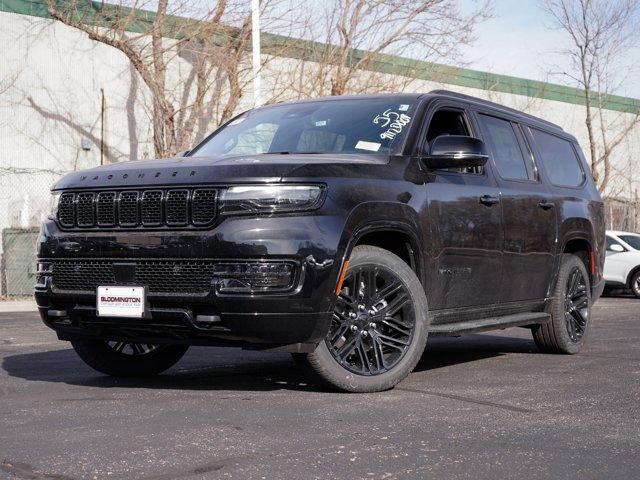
[[335, 201, 424, 280]]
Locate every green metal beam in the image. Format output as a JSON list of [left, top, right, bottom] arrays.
[[2, 0, 639, 114]]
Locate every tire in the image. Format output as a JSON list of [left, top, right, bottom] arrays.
[[533, 254, 591, 354], [630, 270, 640, 299], [71, 339, 188, 377], [304, 245, 429, 393]]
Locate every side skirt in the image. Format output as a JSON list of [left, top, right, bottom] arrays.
[[429, 312, 551, 336]]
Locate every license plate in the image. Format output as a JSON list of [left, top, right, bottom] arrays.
[[97, 286, 146, 318]]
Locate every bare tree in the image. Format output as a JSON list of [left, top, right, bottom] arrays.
[[45, 0, 296, 158], [0, 73, 17, 96], [541, 0, 640, 194], [286, 0, 491, 98]]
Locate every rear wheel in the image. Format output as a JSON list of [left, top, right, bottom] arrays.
[[533, 254, 591, 354], [304, 245, 429, 392], [630, 271, 640, 299], [71, 339, 188, 377]]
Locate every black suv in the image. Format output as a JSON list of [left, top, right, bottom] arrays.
[[35, 90, 605, 392]]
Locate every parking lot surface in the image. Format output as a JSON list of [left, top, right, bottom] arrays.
[[1, 297, 639, 479]]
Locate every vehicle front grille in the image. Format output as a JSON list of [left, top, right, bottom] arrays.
[[51, 259, 219, 294], [56, 187, 218, 229]]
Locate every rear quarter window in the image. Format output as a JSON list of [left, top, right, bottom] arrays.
[[531, 128, 585, 187]]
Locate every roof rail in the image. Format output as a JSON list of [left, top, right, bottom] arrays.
[[429, 89, 564, 131]]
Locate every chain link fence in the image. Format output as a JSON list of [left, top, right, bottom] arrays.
[[0, 172, 58, 300]]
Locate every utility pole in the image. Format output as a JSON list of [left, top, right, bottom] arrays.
[[100, 88, 106, 165], [251, 0, 262, 107]]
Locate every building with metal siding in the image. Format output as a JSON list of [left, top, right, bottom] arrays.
[[1, 0, 640, 294]]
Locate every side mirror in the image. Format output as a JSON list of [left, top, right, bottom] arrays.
[[609, 243, 625, 253], [422, 135, 488, 170]]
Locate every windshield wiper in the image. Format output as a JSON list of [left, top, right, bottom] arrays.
[[265, 151, 324, 155]]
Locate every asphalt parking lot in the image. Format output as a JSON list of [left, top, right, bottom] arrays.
[[0, 296, 639, 480]]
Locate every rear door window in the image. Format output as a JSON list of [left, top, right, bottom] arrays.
[[530, 129, 585, 187]]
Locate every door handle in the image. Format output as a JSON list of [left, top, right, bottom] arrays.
[[538, 201, 555, 210], [479, 194, 500, 206]]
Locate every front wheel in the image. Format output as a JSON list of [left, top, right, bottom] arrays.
[[305, 245, 429, 392], [71, 339, 188, 377]]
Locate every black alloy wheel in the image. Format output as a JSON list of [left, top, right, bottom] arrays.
[[106, 341, 160, 356], [303, 245, 429, 392], [327, 265, 415, 375], [532, 254, 591, 354], [71, 338, 188, 377], [564, 266, 589, 342]]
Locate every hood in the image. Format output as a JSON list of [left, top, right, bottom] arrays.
[[53, 153, 388, 190]]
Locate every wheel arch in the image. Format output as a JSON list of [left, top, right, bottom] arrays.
[[559, 217, 598, 278], [626, 265, 640, 289], [339, 202, 425, 286], [563, 236, 593, 273]]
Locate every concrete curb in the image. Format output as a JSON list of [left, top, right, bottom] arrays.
[[0, 300, 38, 313]]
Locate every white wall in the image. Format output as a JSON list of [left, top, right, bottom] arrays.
[[1, 10, 639, 250]]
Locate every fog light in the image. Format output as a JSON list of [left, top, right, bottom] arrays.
[[36, 262, 53, 284], [37, 262, 53, 274], [213, 262, 295, 293]]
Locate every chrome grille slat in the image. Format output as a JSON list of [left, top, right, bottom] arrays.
[[55, 188, 218, 229]]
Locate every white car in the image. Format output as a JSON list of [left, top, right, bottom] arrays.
[[604, 230, 640, 298]]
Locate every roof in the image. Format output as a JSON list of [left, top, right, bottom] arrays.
[[428, 90, 565, 132], [261, 90, 565, 134]]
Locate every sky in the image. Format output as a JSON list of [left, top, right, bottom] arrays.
[[460, 0, 640, 99], [127, 0, 640, 99]]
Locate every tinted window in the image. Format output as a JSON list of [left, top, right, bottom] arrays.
[[619, 235, 640, 250], [478, 114, 530, 180], [426, 110, 469, 142], [191, 99, 418, 156], [426, 109, 479, 174], [531, 129, 584, 187]]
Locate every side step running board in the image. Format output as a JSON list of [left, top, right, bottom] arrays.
[[430, 312, 551, 336]]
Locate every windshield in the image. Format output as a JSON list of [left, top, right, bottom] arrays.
[[190, 98, 418, 157], [619, 234, 640, 250]]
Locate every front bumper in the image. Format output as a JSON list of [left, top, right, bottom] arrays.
[[35, 214, 344, 348]]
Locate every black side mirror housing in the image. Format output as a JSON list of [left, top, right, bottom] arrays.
[[422, 135, 488, 170]]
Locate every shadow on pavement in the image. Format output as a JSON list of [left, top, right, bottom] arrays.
[[414, 333, 538, 372], [602, 288, 637, 299], [1, 333, 539, 392]]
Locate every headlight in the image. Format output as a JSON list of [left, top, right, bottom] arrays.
[[219, 185, 324, 215], [49, 193, 61, 220]]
